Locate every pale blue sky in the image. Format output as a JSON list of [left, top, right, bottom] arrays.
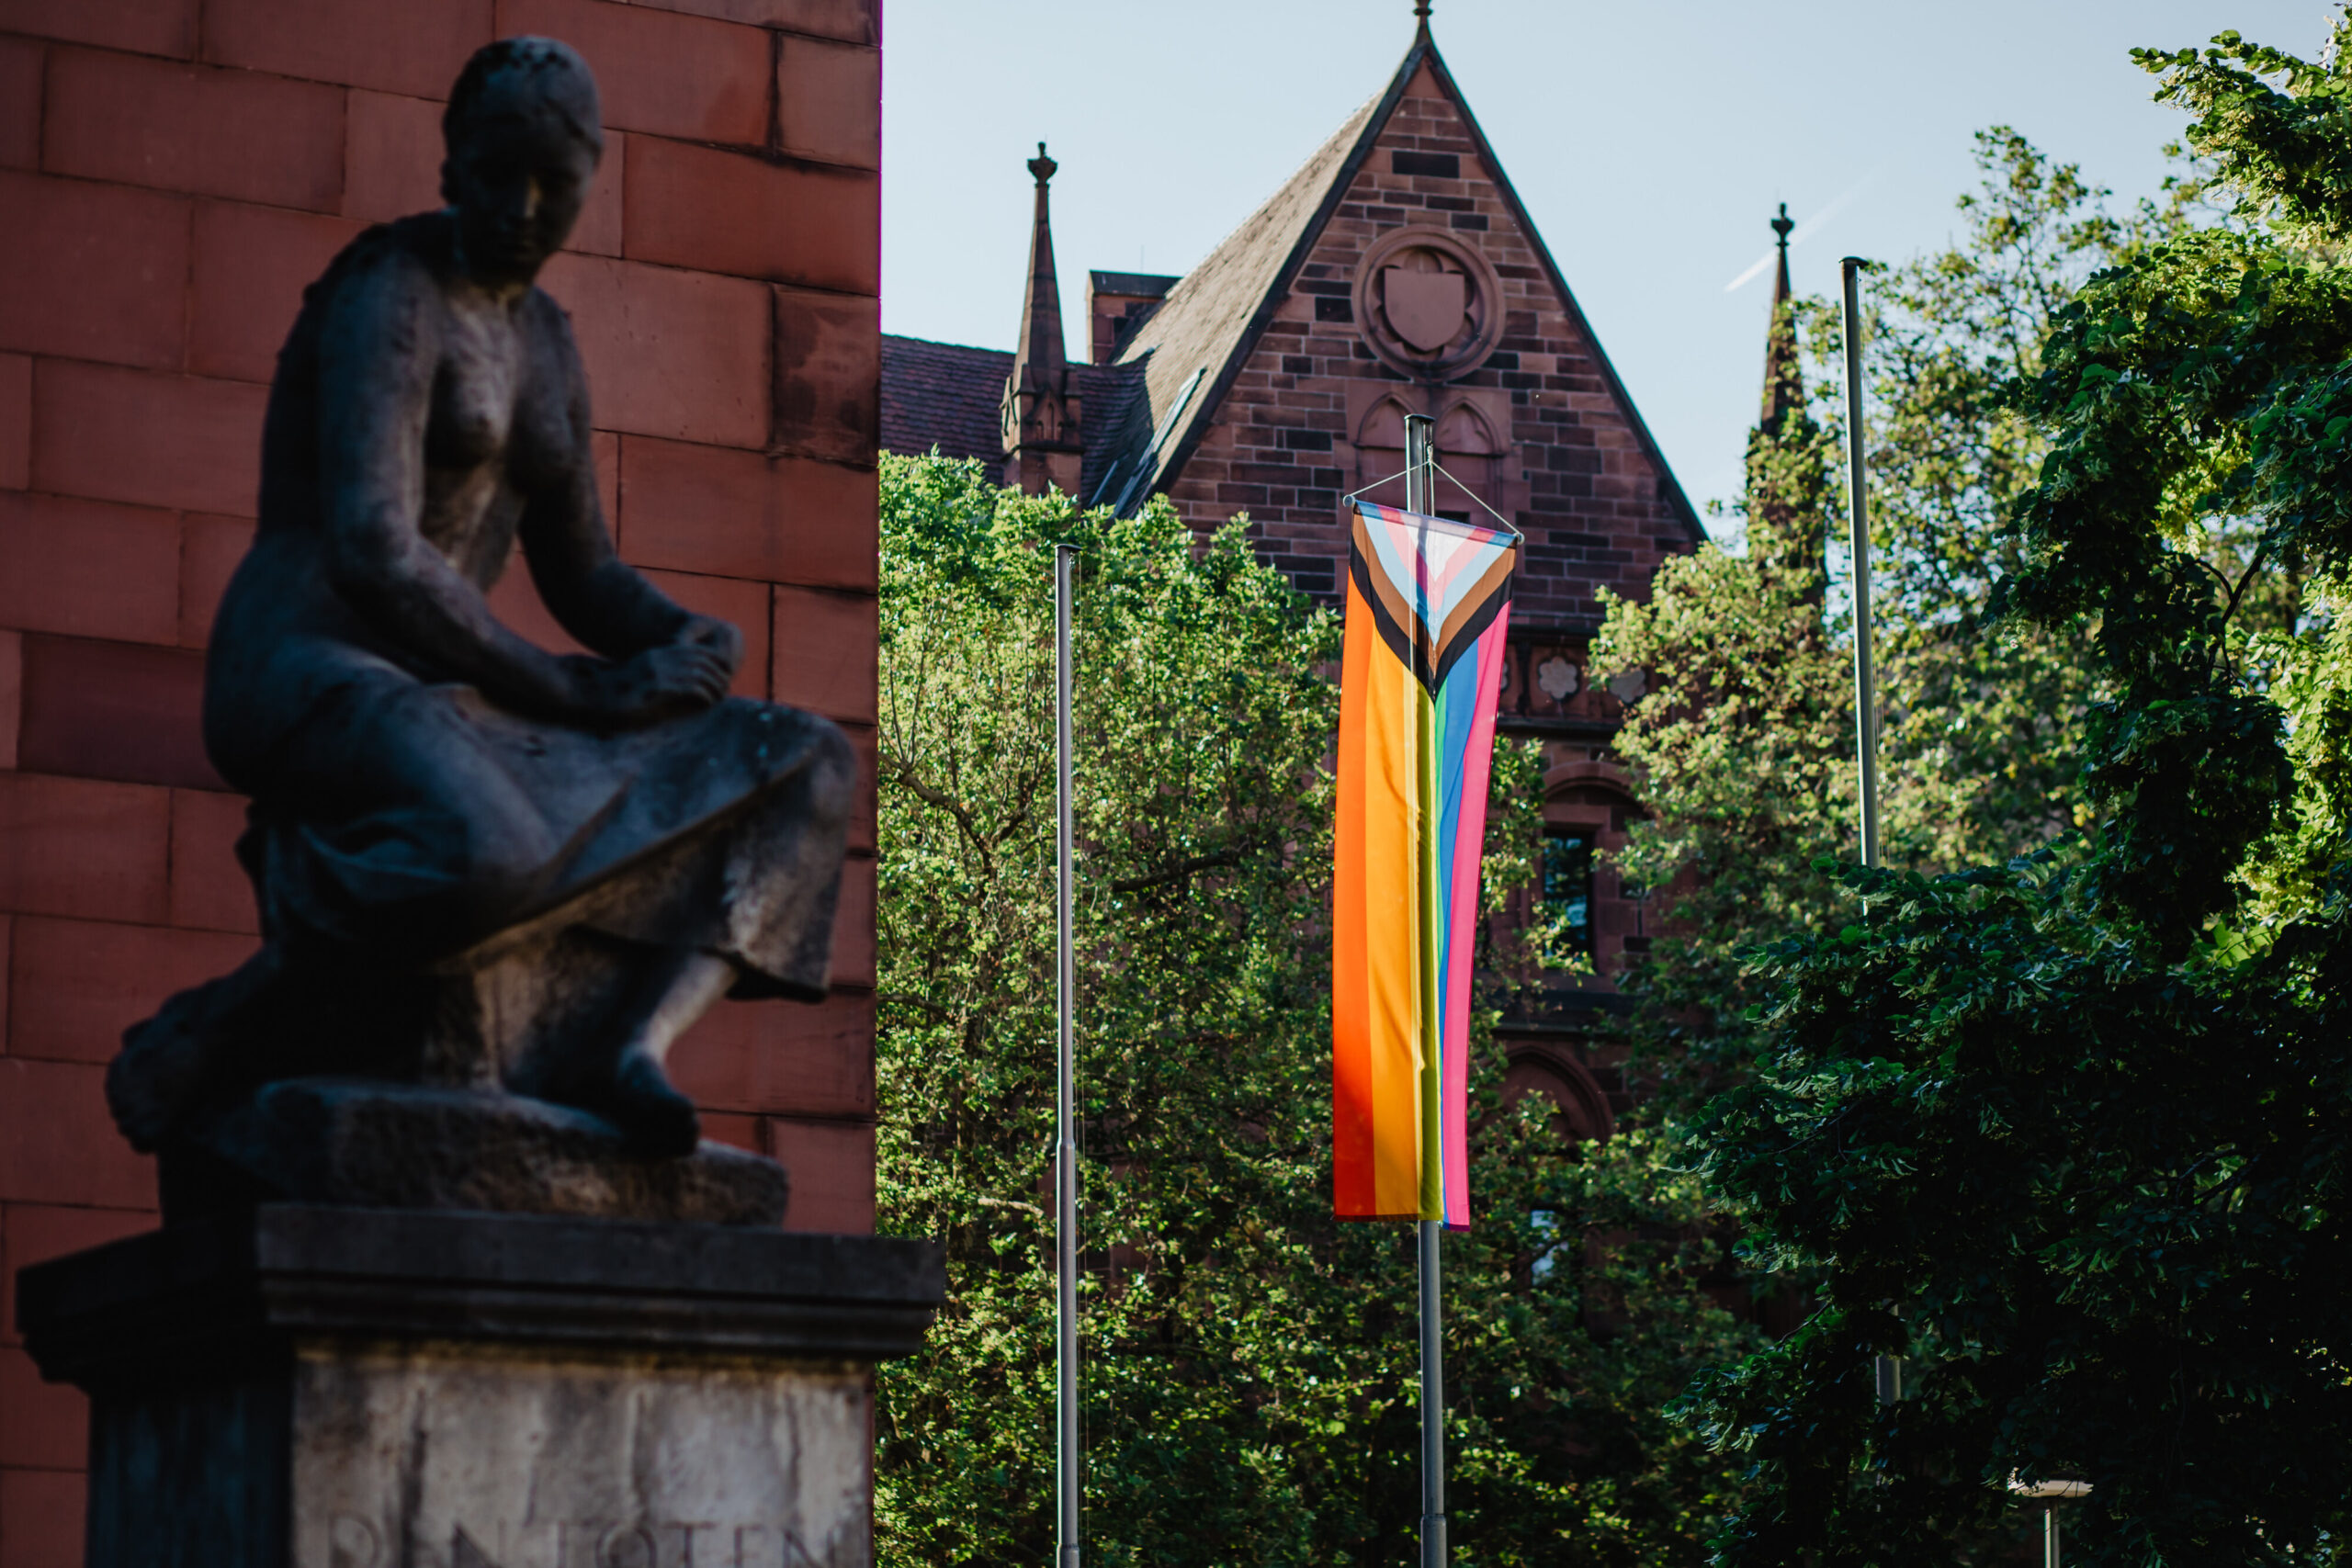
[[879, 1, 2335, 526]]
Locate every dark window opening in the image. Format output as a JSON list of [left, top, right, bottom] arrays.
[[1542, 828, 1594, 956], [1437, 509, 1472, 525], [1315, 295, 1354, 322], [1392, 150, 1461, 178]]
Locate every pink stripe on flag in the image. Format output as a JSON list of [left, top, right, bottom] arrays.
[[1440, 607, 1510, 1227]]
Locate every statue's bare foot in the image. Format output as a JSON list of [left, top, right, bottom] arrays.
[[592, 1044, 701, 1158], [107, 992, 220, 1153], [106, 952, 287, 1152]]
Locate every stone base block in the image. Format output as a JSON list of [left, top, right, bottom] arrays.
[[16, 1206, 944, 1568], [161, 1078, 791, 1227], [297, 1347, 870, 1568]]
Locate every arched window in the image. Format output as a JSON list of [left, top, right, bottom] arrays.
[[1352, 396, 1413, 502], [1434, 400, 1501, 520], [1498, 1041, 1614, 1145], [1354, 398, 1506, 521]]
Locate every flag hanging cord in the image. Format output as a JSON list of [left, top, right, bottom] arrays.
[[1342, 460, 1525, 542]]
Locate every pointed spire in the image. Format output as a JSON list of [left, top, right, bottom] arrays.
[[1747, 201, 1828, 607], [1003, 141, 1083, 495], [1016, 142, 1066, 379], [1760, 202, 1801, 428], [1414, 0, 1432, 40]]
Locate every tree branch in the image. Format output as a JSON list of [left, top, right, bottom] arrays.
[[1109, 845, 1251, 896]]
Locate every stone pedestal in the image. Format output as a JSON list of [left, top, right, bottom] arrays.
[[16, 1206, 944, 1568]]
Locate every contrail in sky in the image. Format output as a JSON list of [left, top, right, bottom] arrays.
[[1723, 169, 1887, 292]]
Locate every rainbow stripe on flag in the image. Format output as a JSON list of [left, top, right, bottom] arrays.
[[1333, 500, 1517, 1227]]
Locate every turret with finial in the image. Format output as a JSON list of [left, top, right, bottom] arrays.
[[1761, 202, 1801, 425], [1769, 199, 1787, 303], [1003, 141, 1082, 495]]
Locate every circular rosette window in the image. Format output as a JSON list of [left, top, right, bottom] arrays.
[[1351, 226, 1506, 383]]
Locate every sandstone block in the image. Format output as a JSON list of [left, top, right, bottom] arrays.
[[31, 361, 266, 517], [666, 990, 876, 1120], [769, 585, 875, 724], [0, 773, 171, 925], [43, 48, 344, 210], [776, 36, 879, 170], [188, 201, 362, 383], [541, 254, 769, 450], [625, 138, 879, 295], [763, 1115, 873, 1234], [0, 169, 190, 370], [497, 0, 769, 145], [0, 491, 181, 645], [0, 352, 27, 491], [6, 916, 255, 1065], [620, 438, 876, 591], [0, 0, 194, 56], [201, 0, 492, 100], [17, 634, 219, 789], [0, 1059, 155, 1207]]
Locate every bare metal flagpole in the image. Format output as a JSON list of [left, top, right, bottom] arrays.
[[1054, 544, 1080, 1568], [1840, 258, 1902, 1412], [1840, 257, 1881, 874], [1403, 412, 1447, 1568]]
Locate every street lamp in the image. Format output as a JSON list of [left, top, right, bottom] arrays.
[[2008, 1475, 2091, 1568]]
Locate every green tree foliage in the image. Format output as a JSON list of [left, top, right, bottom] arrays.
[[1682, 23, 2352, 1563], [870, 455, 1758, 1566], [1594, 131, 2146, 1099]]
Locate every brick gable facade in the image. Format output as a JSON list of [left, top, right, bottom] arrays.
[[1161, 60, 1694, 634], [879, 23, 1711, 1145]]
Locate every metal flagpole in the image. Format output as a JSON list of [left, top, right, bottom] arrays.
[[1841, 257, 1903, 1412], [1403, 412, 1447, 1568], [1054, 544, 1080, 1568], [1839, 257, 1881, 873]]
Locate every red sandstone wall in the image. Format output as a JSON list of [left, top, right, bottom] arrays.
[[0, 2, 882, 1558], [1164, 62, 1690, 629]]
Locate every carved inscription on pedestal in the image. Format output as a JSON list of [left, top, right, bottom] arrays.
[[294, 1349, 871, 1568], [322, 1515, 841, 1568]]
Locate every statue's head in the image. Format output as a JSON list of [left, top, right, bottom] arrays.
[[441, 38, 603, 288]]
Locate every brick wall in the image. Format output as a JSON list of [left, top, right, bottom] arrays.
[[1162, 62, 1690, 629], [0, 2, 882, 1558]]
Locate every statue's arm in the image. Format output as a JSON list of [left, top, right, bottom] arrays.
[[314, 259, 593, 718], [515, 303, 710, 661]]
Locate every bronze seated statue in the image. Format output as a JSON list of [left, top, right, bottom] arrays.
[[106, 39, 850, 1223]]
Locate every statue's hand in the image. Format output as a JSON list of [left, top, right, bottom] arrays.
[[566, 639, 732, 727], [674, 612, 744, 682]]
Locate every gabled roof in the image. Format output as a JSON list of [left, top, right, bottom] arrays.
[[880, 336, 1010, 482], [1085, 84, 1385, 512], [880, 334, 1145, 499], [1097, 24, 1703, 547]]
